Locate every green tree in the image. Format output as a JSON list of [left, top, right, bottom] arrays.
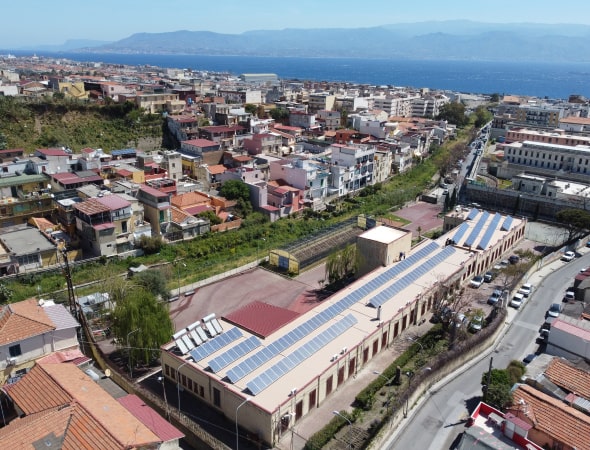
[[490, 93, 500, 103], [325, 244, 358, 285], [269, 107, 289, 124], [132, 269, 170, 301], [136, 235, 163, 255], [555, 208, 590, 243], [0, 282, 13, 303], [112, 287, 174, 368], [0, 132, 7, 150], [450, 187, 457, 208], [244, 103, 258, 115], [198, 210, 222, 225], [436, 102, 469, 127], [219, 179, 250, 202], [473, 105, 493, 128]]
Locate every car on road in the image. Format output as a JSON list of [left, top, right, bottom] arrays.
[[510, 293, 525, 309], [518, 283, 533, 297], [523, 353, 537, 365], [488, 289, 503, 306], [470, 276, 484, 288], [561, 251, 576, 262], [547, 303, 562, 318]]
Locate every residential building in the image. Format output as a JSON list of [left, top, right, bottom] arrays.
[[243, 133, 283, 155], [0, 174, 54, 228], [0, 227, 59, 275], [0, 362, 165, 449], [307, 92, 336, 113], [316, 110, 341, 131], [505, 127, 590, 146], [289, 111, 316, 129], [131, 92, 184, 114], [0, 298, 79, 384], [199, 125, 247, 150], [329, 143, 376, 195], [411, 94, 449, 118], [180, 138, 222, 166], [514, 104, 564, 127], [72, 194, 134, 257], [136, 185, 171, 236], [269, 159, 329, 209]]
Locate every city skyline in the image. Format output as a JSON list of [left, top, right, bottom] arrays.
[[3, 0, 590, 49]]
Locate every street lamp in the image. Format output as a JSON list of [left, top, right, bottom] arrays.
[[177, 361, 190, 414], [235, 397, 251, 450], [406, 337, 424, 354], [404, 371, 415, 418], [127, 328, 140, 378], [256, 237, 266, 264], [175, 261, 186, 297], [332, 411, 352, 449], [373, 371, 394, 409], [157, 376, 170, 420]]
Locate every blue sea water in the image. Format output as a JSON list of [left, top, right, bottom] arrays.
[[7, 51, 590, 99]]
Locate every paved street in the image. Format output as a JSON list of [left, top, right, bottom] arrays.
[[384, 245, 590, 450]]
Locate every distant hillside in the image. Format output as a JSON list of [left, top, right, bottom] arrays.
[[79, 21, 590, 62], [0, 98, 164, 152]]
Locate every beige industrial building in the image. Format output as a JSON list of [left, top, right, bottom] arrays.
[[160, 209, 525, 446]]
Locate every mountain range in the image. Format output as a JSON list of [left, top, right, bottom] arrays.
[[21, 21, 590, 62]]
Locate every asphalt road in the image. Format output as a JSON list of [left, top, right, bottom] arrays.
[[386, 247, 590, 450]]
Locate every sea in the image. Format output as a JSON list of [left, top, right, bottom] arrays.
[[6, 51, 590, 100]]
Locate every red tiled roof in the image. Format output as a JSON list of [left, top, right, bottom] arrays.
[[36, 148, 69, 157], [117, 395, 184, 442], [509, 384, 590, 450], [224, 301, 300, 338], [233, 155, 252, 162], [116, 168, 133, 177], [3, 363, 160, 447], [545, 358, 590, 400], [139, 184, 169, 198], [207, 164, 226, 175], [0, 299, 55, 345], [73, 198, 110, 215], [95, 194, 131, 210], [185, 204, 214, 216], [182, 138, 219, 148], [171, 191, 210, 208]]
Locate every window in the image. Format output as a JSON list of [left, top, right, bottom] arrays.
[[213, 387, 221, 407], [9, 344, 21, 357]]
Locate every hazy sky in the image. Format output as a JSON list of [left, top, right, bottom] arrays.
[[3, 0, 590, 48]]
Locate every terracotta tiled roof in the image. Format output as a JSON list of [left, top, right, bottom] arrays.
[[207, 164, 227, 175], [545, 358, 590, 400], [171, 191, 210, 208], [510, 384, 590, 450], [224, 301, 300, 338], [3, 363, 160, 448], [0, 299, 55, 345], [117, 394, 184, 442], [0, 403, 122, 449], [73, 198, 111, 215]]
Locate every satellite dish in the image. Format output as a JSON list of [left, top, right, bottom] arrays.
[[105, 368, 111, 378]]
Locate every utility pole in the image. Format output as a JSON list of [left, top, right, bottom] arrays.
[[60, 247, 78, 320], [484, 357, 493, 403]]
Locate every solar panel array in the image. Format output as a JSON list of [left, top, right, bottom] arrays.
[[463, 211, 490, 248], [246, 314, 357, 396], [224, 242, 443, 384], [467, 208, 480, 220], [451, 222, 470, 245], [208, 335, 261, 373], [190, 327, 242, 362], [477, 213, 502, 250], [501, 215, 513, 231], [369, 246, 456, 307]]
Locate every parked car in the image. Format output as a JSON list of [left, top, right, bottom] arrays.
[[518, 283, 533, 297], [564, 290, 575, 302], [510, 293, 524, 309], [509, 255, 520, 264], [470, 276, 484, 288], [488, 289, 503, 306], [469, 315, 484, 332], [547, 303, 562, 318], [561, 251, 575, 262], [452, 312, 467, 328], [493, 260, 509, 270], [523, 353, 537, 365], [484, 271, 496, 283]]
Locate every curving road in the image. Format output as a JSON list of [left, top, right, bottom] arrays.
[[385, 247, 590, 450]]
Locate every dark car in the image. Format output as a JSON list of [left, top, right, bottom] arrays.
[[508, 255, 520, 264], [483, 271, 496, 283], [523, 353, 537, 364]]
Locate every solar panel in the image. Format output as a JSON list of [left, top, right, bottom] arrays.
[[188, 329, 203, 346], [464, 211, 489, 248], [501, 215, 513, 231], [477, 213, 502, 250], [211, 318, 223, 334], [368, 246, 456, 307], [190, 327, 242, 362], [246, 315, 357, 395], [175, 338, 190, 355], [209, 335, 261, 373], [203, 320, 218, 337], [467, 208, 479, 220], [451, 222, 470, 245], [195, 326, 208, 343]]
